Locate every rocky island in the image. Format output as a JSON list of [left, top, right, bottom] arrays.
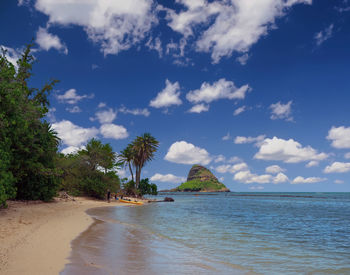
[[172, 165, 230, 192]]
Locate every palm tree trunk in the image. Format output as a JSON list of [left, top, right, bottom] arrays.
[[128, 162, 134, 182], [135, 165, 141, 189]]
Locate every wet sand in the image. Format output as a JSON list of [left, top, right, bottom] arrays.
[[0, 197, 122, 275]]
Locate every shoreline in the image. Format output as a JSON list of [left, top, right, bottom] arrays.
[[0, 197, 122, 275]]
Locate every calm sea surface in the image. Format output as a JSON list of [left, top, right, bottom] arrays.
[[62, 193, 350, 275]]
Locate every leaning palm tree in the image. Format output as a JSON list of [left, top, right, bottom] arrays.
[[118, 144, 136, 182], [132, 133, 159, 189]]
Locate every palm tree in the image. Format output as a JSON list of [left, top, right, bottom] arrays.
[[132, 133, 159, 189], [118, 144, 135, 182]]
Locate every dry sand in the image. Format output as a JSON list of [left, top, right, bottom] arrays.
[[0, 197, 122, 275]]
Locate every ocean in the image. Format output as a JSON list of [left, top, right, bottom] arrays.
[[62, 192, 350, 275]]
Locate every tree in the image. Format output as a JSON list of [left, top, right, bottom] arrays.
[[0, 44, 60, 205], [117, 144, 135, 182], [132, 133, 159, 189]]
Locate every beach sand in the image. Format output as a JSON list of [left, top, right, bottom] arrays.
[[0, 197, 122, 275]]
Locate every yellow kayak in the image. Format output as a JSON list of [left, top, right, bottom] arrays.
[[119, 199, 144, 205]]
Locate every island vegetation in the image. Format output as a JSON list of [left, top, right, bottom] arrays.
[[172, 165, 230, 192], [0, 44, 158, 208]]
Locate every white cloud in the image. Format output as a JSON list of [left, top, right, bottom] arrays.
[[0, 45, 22, 69], [36, 27, 68, 54], [334, 180, 344, 184], [216, 163, 248, 174], [219, 176, 224, 182], [57, 89, 94, 104], [93, 108, 117, 124], [165, 0, 311, 63], [270, 101, 293, 121], [46, 107, 56, 122], [100, 124, 128, 140], [188, 104, 209, 113], [186, 78, 250, 104], [145, 37, 163, 58], [52, 120, 98, 147], [119, 106, 150, 117], [98, 102, 106, 108], [233, 106, 246, 116], [327, 126, 350, 149], [150, 173, 186, 184], [34, 0, 157, 56], [164, 141, 212, 165], [250, 186, 264, 190], [228, 156, 242, 163], [324, 162, 350, 174], [234, 135, 266, 145], [273, 172, 289, 184], [265, 165, 285, 174], [61, 145, 85, 155], [255, 137, 328, 163], [66, 106, 82, 113], [214, 155, 226, 163], [314, 24, 334, 46], [292, 176, 326, 184], [222, 132, 231, 141], [234, 170, 272, 184], [149, 79, 182, 108], [345, 153, 350, 159], [306, 161, 319, 168], [236, 53, 250, 65]]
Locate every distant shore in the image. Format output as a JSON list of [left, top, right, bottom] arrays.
[[0, 197, 122, 275]]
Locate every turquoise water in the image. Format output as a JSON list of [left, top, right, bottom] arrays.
[[63, 193, 350, 274]]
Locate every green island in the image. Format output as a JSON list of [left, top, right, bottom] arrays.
[[172, 165, 230, 192]]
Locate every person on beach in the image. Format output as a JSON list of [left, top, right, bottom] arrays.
[[107, 189, 111, 203]]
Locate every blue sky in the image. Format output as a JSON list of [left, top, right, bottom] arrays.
[[1, 0, 350, 192]]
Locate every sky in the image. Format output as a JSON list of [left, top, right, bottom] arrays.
[[1, 0, 350, 192]]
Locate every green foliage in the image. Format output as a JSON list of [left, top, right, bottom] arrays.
[[176, 180, 227, 192], [138, 178, 158, 196], [122, 180, 137, 196], [118, 133, 159, 190], [0, 44, 60, 205], [56, 139, 121, 199]]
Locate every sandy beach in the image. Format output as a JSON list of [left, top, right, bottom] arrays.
[[0, 197, 123, 275]]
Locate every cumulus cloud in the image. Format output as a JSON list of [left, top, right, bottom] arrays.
[[236, 53, 250, 65], [250, 186, 264, 190], [345, 152, 350, 159], [327, 126, 350, 149], [306, 161, 319, 168], [234, 170, 272, 184], [214, 155, 226, 163], [61, 145, 85, 155], [254, 137, 328, 163], [270, 101, 293, 121], [150, 173, 186, 184], [334, 180, 344, 184], [314, 24, 334, 46], [273, 172, 289, 184], [292, 176, 326, 184], [164, 141, 212, 165], [324, 162, 350, 174], [188, 104, 209, 113], [265, 165, 285, 174], [216, 163, 248, 174], [186, 78, 250, 104], [119, 106, 150, 117], [66, 106, 82, 113], [52, 120, 98, 147], [222, 132, 231, 141], [34, 0, 157, 56], [149, 79, 182, 108], [98, 102, 106, 108], [233, 106, 246, 116], [57, 89, 94, 104], [145, 36, 163, 57], [165, 0, 311, 63], [36, 27, 68, 54], [100, 124, 128, 140], [234, 135, 266, 145], [93, 108, 117, 124]]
